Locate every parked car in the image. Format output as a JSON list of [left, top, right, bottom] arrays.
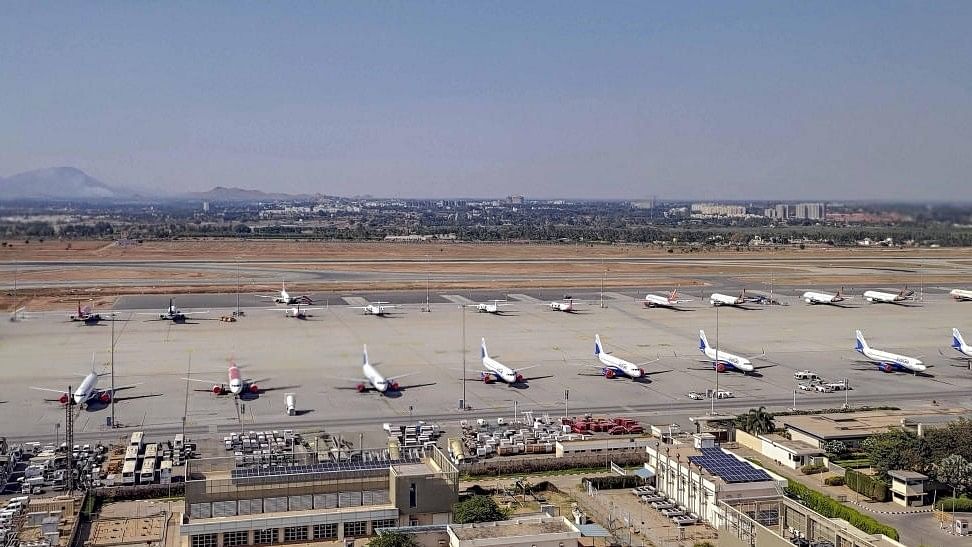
[[687, 392, 705, 400]]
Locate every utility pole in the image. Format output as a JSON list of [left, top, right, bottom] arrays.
[[236, 259, 242, 316], [460, 305, 466, 410], [110, 314, 116, 428], [65, 386, 74, 493], [564, 389, 569, 418], [711, 305, 720, 415], [425, 254, 431, 312], [182, 351, 192, 440], [600, 263, 606, 309]]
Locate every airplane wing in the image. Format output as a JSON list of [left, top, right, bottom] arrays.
[[387, 371, 421, 381], [512, 365, 542, 373], [30, 386, 67, 394], [109, 383, 142, 392], [635, 357, 662, 367], [181, 310, 210, 316], [939, 349, 971, 361], [255, 295, 276, 300], [181, 377, 223, 385]]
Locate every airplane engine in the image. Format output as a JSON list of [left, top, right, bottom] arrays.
[[515, 373, 524, 383], [604, 369, 616, 379], [481, 373, 494, 384], [715, 362, 727, 373], [881, 363, 894, 373], [390, 381, 400, 391], [638, 368, 646, 378], [99, 392, 111, 403], [58, 393, 70, 405], [212, 385, 224, 395], [804, 298, 812, 304], [249, 384, 260, 393], [356, 383, 367, 392]]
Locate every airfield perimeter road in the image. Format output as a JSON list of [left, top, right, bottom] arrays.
[[3, 283, 972, 445]]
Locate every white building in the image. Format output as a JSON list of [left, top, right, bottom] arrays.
[[794, 203, 826, 220], [691, 203, 747, 217], [644, 434, 785, 526]]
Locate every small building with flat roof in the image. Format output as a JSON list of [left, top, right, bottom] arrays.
[[778, 409, 971, 449], [447, 516, 582, 546], [888, 470, 928, 507]]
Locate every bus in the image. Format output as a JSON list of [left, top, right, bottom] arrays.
[[143, 443, 158, 462], [159, 460, 173, 485], [138, 458, 156, 484], [129, 431, 144, 450], [121, 460, 137, 485], [124, 445, 139, 462]]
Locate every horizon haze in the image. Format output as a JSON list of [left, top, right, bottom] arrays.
[[2, 3, 971, 201]]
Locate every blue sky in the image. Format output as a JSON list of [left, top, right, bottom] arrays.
[[2, 2, 970, 199]]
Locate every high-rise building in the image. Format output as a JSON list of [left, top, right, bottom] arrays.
[[794, 203, 825, 220]]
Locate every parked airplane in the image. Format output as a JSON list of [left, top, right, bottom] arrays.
[[352, 302, 398, 316], [643, 287, 693, 309], [709, 291, 748, 307], [862, 287, 914, 304], [853, 330, 926, 373], [268, 302, 324, 319], [184, 361, 274, 396], [479, 338, 540, 384], [950, 289, 972, 302], [142, 299, 208, 322], [590, 334, 657, 379], [338, 345, 423, 394], [545, 297, 579, 312], [939, 328, 972, 363], [31, 370, 141, 407], [9, 306, 26, 322], [258, 281, 312, 305], [695, 330, 762, 373], [69, 301, 111, 324], [802, 288, 848, 305], [473, 300, 512, 314]]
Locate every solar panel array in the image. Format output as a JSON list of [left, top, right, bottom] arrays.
[[230, 455, 422, 480], [687, 447, 772, 483]]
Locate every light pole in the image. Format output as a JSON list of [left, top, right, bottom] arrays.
[[711, 305, 720, 415], [109, 311, 116, 428], [459, 304, 466, 410]]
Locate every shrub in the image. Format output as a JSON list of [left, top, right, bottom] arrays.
[[846, 469, 890, 502], [452, 496, 508, 524], [787, 480, 898, 540], [582, 475, 645, 490], [824, 476, 846, 486], [801, 463, 827, 475], [935, 497, 972, 511]]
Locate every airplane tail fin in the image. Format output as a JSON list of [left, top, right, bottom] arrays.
[[670, 286, 679, 301], [953, 328, 966, 350], [594, 334, 603, 356], [855, 330, 869, 353], [836, 287, 844, 298], [699, 330, 709, 351], [480, 338, 489, 360], [363, 344, 370, 367]]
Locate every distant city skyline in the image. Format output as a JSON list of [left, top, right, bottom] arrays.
[[2, 3, 971, 200]]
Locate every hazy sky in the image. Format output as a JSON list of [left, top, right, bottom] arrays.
[[2, 2, 971, 200]]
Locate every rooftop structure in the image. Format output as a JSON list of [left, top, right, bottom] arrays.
[[780, 409, 971, 449], [448, 515, 581, 546]]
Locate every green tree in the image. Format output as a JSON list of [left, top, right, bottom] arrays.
[[736, 407, 775, 435], [452, 495, 508, 524], [934, 455, 972, 496], [863, 429, 928, 478], [367, 532, 419, 547]]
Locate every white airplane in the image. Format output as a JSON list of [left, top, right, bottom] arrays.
[[853, 330, 926, 374], [478, 338, 540, 384], [141, 298, 209, 322], [709, 291, 748, 307], [643, 287, 693, 309], [267, 302, 324, 319], [338, 345, 423, 394], [939, 328, 972, 363], [472, 300, 513, 314], [590, 334, 656, 379], [802, 288, 849, 306], [258, 281, 312, 305], [950, 289, 972, 302], [352, 302, 398, 316], [545, 297, 579, 312], [862, 287, 914, 304], [184, 361, 272, 396], [9, 306, 26, 322], [696, 330, 762, 373], [31, 369, 141, 407]]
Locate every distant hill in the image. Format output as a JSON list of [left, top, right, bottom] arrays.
[[185, 186, 318, 201], [0, 167, 132, 200]]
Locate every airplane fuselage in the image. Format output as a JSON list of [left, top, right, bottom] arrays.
[[951, 289, 972, 302], [709, 293, 744, 307], [549, 301, 574, 312], [699, 345, 753, 373], [596, 352, 644, 379], [863, 290, 904, 304], [856, 346, 925, 372], [643, 294, 676, 308], [482, 356, 519, 384], [803, 291, 842, 305], [477, 303, 500, 313]]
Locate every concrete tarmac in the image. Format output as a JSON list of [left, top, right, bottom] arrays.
[[3, 287, 972, 445]]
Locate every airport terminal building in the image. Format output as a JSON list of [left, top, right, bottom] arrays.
[[179, 448, 458, 546]]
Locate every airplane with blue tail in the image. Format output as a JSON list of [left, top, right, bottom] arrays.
[[853, 330, 926, 374]]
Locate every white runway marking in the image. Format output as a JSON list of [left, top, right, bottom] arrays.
[[508, 294, 541, 303], [441, 295, 475, 305], [341, 297, 369, 306]]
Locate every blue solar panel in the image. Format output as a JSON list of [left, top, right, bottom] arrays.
[[230, 456, 422, 481], [687, 447, 772, 483]]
